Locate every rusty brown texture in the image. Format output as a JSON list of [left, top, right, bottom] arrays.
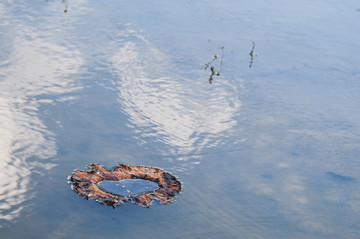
[[68, 164, 181, 208]]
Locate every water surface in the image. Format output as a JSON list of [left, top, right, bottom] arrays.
[[0, 0, 360, 238], [98, 179, 159, 197]]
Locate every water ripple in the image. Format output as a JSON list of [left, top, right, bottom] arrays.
[[110, 28, 243, 161], [0, 0, 83, 226]]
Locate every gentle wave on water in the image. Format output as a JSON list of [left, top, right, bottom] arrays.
[[110, 27, 244, 162], [0, 0, 84, 225]]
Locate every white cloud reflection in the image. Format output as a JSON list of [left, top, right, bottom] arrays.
[[111, 30, 243, 159], [0, 22, 83, 226]]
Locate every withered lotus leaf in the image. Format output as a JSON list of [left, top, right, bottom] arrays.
[[68, 164, 181, 208]]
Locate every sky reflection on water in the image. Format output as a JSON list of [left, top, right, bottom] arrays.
[[0, 0, 360, 238], [0, 0, 83, 226], [110, 28, 243, 161]]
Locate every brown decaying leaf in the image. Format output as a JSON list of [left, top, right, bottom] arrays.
[[68, 164, 181, 208]]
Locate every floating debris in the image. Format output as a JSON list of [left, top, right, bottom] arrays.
[[204, 40, 224, 84], [68, 164, 181, 208]]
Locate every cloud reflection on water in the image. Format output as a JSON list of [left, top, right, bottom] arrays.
[[110, 29, 243, 163], [0, 7, 83, 225]]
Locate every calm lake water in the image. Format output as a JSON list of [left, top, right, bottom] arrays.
[[1, 0, 360, 238]]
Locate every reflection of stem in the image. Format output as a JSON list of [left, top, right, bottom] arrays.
[[219, 46, 224, 72], [204, 54, 217, 70], [249, 41, 255, 68]]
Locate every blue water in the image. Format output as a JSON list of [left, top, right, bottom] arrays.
[[98, 179, 159, 197], [1, 0, 360, 238]]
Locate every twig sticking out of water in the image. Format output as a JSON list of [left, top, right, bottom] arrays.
[[208, 66, 220, 84], [249, 41, 256, 68], [205, 41, 224, 84]]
